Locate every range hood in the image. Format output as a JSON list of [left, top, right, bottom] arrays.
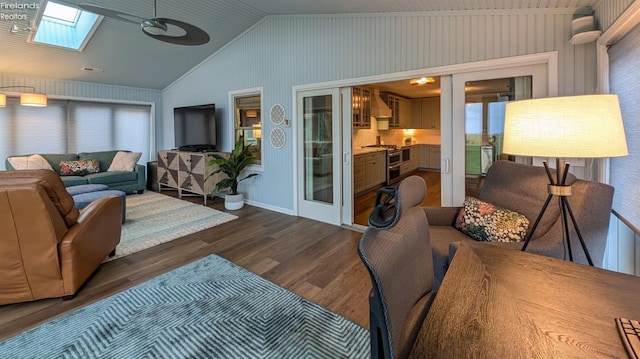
[[370, 89, 392, 118]]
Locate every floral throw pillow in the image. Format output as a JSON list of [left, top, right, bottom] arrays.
[[59, 160, 101, 176], [454, 196, 530, 242]]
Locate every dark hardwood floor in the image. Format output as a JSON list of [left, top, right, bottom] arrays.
[[0, 191, 372, 342], [354, 170, 442, 226]]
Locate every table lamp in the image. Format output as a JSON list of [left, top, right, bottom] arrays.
[[503, 94, 628, 265]]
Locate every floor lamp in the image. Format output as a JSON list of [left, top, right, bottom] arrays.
[[502, 94, 628, 265]]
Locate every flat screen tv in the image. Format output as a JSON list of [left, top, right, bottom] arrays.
[[174, 104, 217, 152]]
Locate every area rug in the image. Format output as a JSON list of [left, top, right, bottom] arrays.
[[109, 192, 237, 261], [0, 254, 370, 358]]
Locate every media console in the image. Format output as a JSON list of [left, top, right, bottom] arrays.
[[157, 150, 228, 205]]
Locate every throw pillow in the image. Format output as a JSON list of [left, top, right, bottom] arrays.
[[7, 154, 54, 171], [107, 151, 141, 172], [59, 160, 101, 176], [454, 196, 530, 242]]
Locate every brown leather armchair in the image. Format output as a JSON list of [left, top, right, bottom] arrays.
[[0, 169, 122, 304]]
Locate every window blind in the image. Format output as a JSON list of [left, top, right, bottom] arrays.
[[608, 22, 640, 232], [0, 98, 151, 167]]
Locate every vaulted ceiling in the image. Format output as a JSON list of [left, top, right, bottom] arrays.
[[0, 0, 600, 90]]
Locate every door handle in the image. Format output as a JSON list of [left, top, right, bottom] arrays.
[[343, 152, 350, 165], [442, 158, 450, 173]]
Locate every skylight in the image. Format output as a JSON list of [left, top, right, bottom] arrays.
[[43, 2, 79, 24], [30, 1, 102, 51]]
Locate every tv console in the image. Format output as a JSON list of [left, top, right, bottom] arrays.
[[157, 149, 228, 206]]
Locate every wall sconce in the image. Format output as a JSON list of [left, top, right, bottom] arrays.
[[0, 86, 48, 107]]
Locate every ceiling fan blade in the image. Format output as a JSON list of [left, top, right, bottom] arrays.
[[77, 4, 145, 24], [141, 18, 210, 46]]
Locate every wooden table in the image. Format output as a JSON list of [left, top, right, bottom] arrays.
[[409, 242, 640, 358]]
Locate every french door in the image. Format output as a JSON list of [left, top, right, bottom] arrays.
[[296, 88, 343, 225], [443, 64, 552, 206]]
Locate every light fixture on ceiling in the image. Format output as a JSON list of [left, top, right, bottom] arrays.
[[409, 77, 435, 86], [0, 86, 48, 107], [503, 94, 627, 265]]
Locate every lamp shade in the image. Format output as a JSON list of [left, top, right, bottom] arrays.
[[503, 94, 628, 158], [20, 93, 47, 107], [0, 94, 6, 107]]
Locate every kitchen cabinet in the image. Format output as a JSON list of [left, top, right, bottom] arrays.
[[428, 145, 441, 170], [418, 144, 441, 170], [400, 145, 419, 175], [354, 150, 386, 194], [365, 151, 386, 189], [419, 145, 429, 168], [353, 155, 366, 193], [411, 97, 441, 129], [399, 97, 413, 128], [352, 87, 371, 129], [381, 93, 413, 128], [381, 93, 400, 128]]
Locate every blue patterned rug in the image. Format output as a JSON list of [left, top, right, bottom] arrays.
[[0, 255, 370, 358]]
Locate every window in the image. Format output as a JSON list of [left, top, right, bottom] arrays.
[[43, 1, 79, 24], [0, 98, 152, 165], [231, 88, 263, 168], [30, 0, 101, 51], [609, 22, 640, 231]]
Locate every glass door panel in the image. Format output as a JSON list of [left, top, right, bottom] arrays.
[[446, 62, 550, 207], [296, 88, 341, 225], [463, 76, 532, 197], [303, 95, 333, 203]]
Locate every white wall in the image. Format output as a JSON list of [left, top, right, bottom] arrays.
[[162, 8, 601, 212]]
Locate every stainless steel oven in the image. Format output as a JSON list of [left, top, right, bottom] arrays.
[[401, 147, 410, 162], [387, 148, 401, 184]]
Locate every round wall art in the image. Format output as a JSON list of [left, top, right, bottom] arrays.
[[270, 104, 285, 125], [270, 127, 286, 149]]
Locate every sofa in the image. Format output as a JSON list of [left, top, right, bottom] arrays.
[[5, 150, 146, 194], [0, 169, 122, 304], [425, 160, 614, 290]]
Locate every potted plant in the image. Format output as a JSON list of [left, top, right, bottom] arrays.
[[207, 136, 258, 210]]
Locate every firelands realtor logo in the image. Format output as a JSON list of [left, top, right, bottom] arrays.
[[1, 2, 38, 21]]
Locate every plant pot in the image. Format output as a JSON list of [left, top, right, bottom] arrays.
[[224, 193, 244, 210]]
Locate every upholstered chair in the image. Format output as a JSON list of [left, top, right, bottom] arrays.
[[425, 160, 614, 290], [0, 169, 122, 304], [358, 175, 436, 359]]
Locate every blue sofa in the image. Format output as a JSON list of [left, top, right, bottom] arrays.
[[5, 150, 146, 194]]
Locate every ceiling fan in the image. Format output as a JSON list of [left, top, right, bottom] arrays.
[[78, 0, 209, 46]]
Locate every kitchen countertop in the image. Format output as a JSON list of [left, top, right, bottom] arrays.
[[353, 147, 388, 155], [353, 143, 441, 155]]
